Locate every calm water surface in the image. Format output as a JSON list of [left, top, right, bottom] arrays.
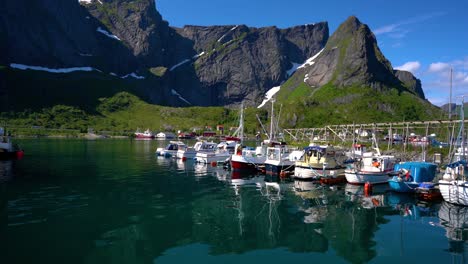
[[0, 139, 466, 264]]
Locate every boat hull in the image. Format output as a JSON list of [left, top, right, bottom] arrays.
[[294, 166, 345, 180], [388, 179, 419, 193], [439, 180, 468, 206], [0, 150, 24, 160], [265, 163, 295, 175], [345, 170, 391, 184], [230, 159, 258, 172], [176, 150, 197, 159], [195, 153, 231, 164], [230, 154, 265, 172]]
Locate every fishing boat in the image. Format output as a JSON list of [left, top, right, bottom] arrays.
[[294, 145, 345, 180], [176, 140, 217, 160], [388, 161, 438, 192], [229, 102, 269, 171], [230, 142, 268, 171], [264, 143, 302, 175], [156, 141, 187, 157], [134, 128, 154, 139], [344, 134, 396, 184], [0, 134, 24, 160], [439, 96, 468, 206]]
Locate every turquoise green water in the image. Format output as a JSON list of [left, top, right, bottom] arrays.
[[0, 139, 465, 264]]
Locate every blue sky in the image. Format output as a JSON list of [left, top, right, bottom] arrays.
[[157, 0, 468, 106]]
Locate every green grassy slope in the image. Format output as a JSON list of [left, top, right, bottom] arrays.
[[276, 72, 444, 128]]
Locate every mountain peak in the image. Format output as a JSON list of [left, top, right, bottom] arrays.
[[299, 15, 406, 93]]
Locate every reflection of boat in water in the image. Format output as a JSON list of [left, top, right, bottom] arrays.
[[292, 181, 329, 224], [345, 183, 387, 208], [439, 202, 468, 260], [0, 160, 13, 182]]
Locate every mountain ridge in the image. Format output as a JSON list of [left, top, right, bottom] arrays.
[[0, 0, 441, 127]]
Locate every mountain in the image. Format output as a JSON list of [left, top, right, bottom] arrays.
[[0, 0, 328, 110], [0, 1, 443, 128], [440, 103, 468, 119], [275, 16, 442, 127]]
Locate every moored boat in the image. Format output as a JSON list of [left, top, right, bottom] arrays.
[[264, 143, 301, 175], [0, 135, 24, 160], [156, 141, 187, 157], [294, 145, 345, 181], [439, 96, 468, 206], [344, 153, 396, 184], [388, 161, 438, 192], [134, 128, 154, 139], [230, 141, 268, 172]]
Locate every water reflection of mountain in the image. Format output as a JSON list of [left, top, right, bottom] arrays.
[[439, 202, 468, 262]]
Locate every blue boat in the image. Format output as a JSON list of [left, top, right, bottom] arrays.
[[388, 161, 438, 193]]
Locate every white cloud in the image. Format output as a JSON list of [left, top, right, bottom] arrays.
[[428, 62, 450, 73], [395, 61, 421, 74], [374, 12, 446, 37], [421, 58, 468, 106]]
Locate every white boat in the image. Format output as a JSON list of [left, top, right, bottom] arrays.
[[440, 96, 468, 206], [155, 141, 186, 157], [195, 140, 238, 164], [264, 143, 301, 175], [194, 141, 218, 163], [294, 144, 345, 180], [344, 134, 396, 184], [344, 153, 396, 184], [176, 141, 217, 160], [155, 132, 176, 139]]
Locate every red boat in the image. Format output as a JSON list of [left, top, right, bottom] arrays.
[[134, 128, 155, 139]]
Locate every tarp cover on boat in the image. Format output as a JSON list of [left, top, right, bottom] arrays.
[[394, 162, 437, 182]]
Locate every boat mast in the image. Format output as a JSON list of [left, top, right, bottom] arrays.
[[449, 67, 453, 120], [269, 98, 275, 141], [462, 96, 465, 160], [239, 102, 244, 144]]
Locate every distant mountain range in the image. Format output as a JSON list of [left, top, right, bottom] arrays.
[[0, 0, 443, 125]]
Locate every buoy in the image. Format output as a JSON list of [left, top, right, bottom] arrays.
[[16, 150, 24, 159], [182, 157, 187, 162], [364, 181, 373, 196], [211, 161, 217, 167]]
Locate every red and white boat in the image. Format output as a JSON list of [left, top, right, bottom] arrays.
[[231, 142, 268, 171], [134, 128, 154, 139], [0, 136, 24, 160]]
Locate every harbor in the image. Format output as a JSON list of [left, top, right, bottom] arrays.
[[1, 138, 467, 264]]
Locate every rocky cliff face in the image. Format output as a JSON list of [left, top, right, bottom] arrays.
[[299, 16, 410, 93], [0, 0, 140, 73], [0, 0, 328, 107], [1, 1, 428, 110], [169, 23, 328, 106], [394, 70, 425, 99]]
